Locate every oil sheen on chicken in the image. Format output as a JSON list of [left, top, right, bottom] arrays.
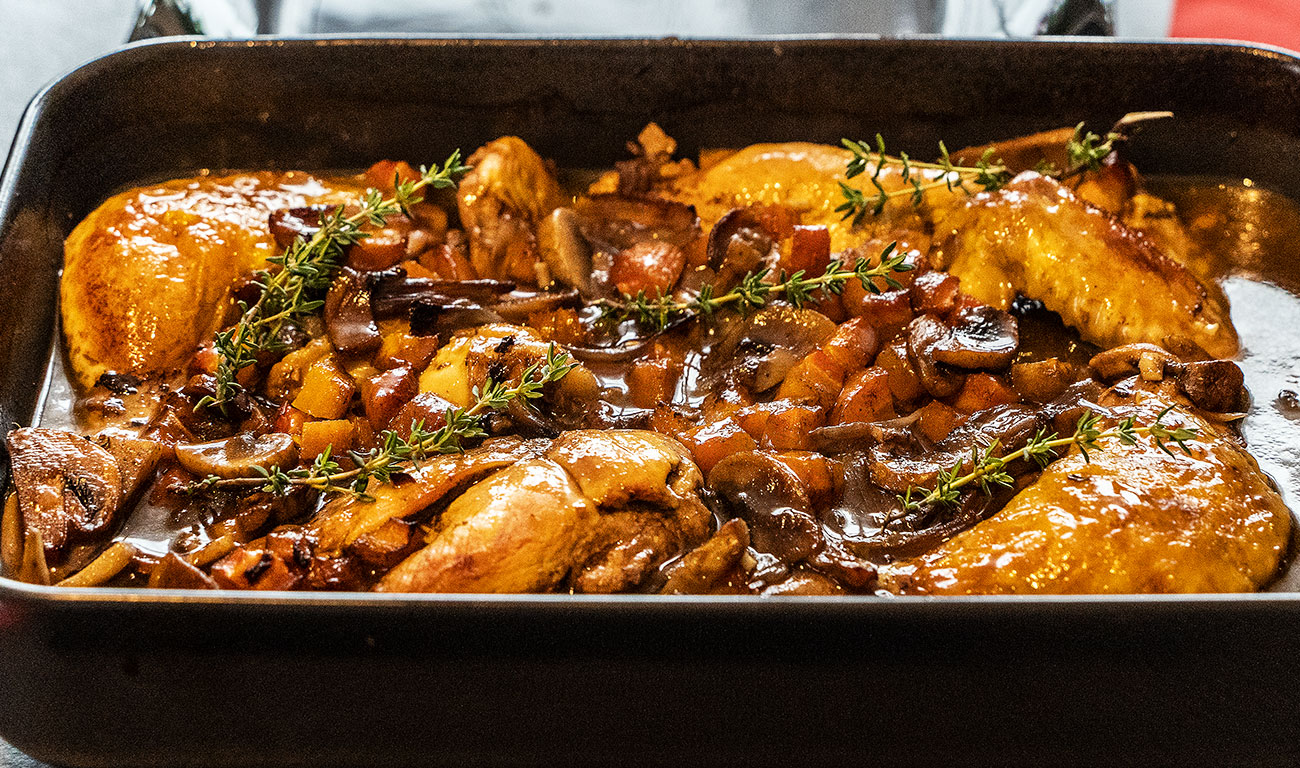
[[375, 430, 711, 593], [61, 172, 362, 389], [879, 390, 1291, 594]]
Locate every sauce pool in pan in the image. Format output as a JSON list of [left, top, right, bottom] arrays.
[[22, 132, 1300, 592]]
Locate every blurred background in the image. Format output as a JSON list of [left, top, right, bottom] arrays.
[[3, 0, 1298, 155]]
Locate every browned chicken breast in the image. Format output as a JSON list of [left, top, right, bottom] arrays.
[[374, 430, 711, 593], [880, 390, 1291, 594], [62, 172, 362, 389], [932, 172, 1238, 359]]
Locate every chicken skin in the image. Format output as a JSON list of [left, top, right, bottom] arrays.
[[667, 141, 955, 252], [374, 430, 711, 593], [932, 172, 1238, 358], [62, 172, 362, 389], [880, 390, 1291, 594]]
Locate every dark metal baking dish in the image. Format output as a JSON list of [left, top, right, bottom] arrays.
[[3, 37, 1300, 767]]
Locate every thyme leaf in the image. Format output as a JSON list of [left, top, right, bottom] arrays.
[[195, 343, 576, 499], [198, 151, 471, 414], [596, 242, 913, 331], [897, 407, 1199, 514]]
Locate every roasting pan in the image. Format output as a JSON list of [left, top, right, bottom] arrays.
[[3, 37, 1300, 767]]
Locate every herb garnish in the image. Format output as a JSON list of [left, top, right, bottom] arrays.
[[898, 406, 1199, 513], [195, 343, 576, 499], [837, 121, 1132, 223], [835, 136, 1012, 225], [199, 151, 471, 414], [597, 242, 913, 331]]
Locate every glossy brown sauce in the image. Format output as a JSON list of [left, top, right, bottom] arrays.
[[34, 176, 1300, 587]]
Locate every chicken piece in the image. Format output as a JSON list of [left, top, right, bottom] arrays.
[[62, 172, 363, 389], [879, 391, 1291, 594], [666, 141, 957, 252], [457, 137, 566, 283], [374, 430, 711, 593], [308, 437, 548, 554], [933, 173, 1237, 358]]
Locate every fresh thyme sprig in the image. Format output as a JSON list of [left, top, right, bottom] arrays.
[[198, 151, 472, 413], [897, 406, 1199, 513], [597, 242, 913, 331], [1063, 122, 1123, 177], [835, 135, 1012, 225], [193, 343, 576, 499]]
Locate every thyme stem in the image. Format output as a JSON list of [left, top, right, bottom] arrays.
[[195, 343, 577, 499], [198, 151, 471, 413], [598, 241, 912, 331], [898, 406, 1199, 512]]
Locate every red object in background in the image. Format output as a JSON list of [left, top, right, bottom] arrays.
[[1171, 0, 1300, 53]]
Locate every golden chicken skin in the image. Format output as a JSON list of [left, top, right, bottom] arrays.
[[61, 172, 362, 389], [880, 390, 1291, 595]]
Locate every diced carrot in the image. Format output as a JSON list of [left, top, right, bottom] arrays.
[[951, 372, 1021, 413], [681, 416, 758, 474], [299, 419, 354, 461], [914, 400, 963, 443], [875, 339, 923, 407], [375, 330, 440, 372], [775, 351, 846, 411], [648, 406, 696, 442], [211, 548, 300, 591], [292, 357, 356, 420], [399, 258, 439, 280], [348, 219, 411, 271], [734, 401, 785, 441], [832, 366, 895, 425], [364, 160, 421, 191], [627, 346, 684, 410], [784, 225, 831, 277], [761, 405, 825, 451], [610, 240, 686, 296], [418, 242, 477, 280], [909, 270, 961, 317], [361, 366, 418, 428], [769, 451, 834, 506], [273, 402, 307, 439], [755, 204, 798, 240], [387, 392, 454, 439], [842, 285, 914, 341], [821, 316, 880, 373]]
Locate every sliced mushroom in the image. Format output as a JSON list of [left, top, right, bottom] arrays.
[[1011, 358, 1090, 403], [6, 428, 123, 560], [1167, 359, 1247, 413], [575, 194, 700, 251], [174, 432, 298, 479], [1088, 342, 1177, 381], [324, 267, 381, 355], [706, 207, 777, 286], [906, 315, 966, 398], [828, 452, 1012, 560], [708, 451, 823, 563], [537, 207, 594, 293], [706, 306, 837, 393], [931, 306, 1019, 371], [92, 434, 164, 503], [268, 205, 328, 248], [660, 518, 753, 595]]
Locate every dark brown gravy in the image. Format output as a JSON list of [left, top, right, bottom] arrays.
[[33, 176, 1300, 588]]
